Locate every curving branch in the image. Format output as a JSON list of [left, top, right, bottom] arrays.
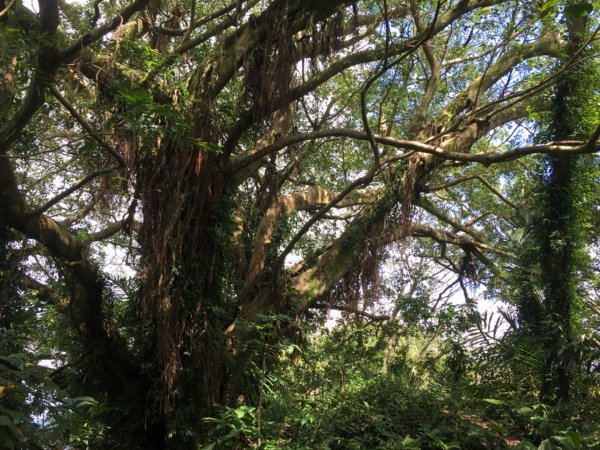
[[227, 126, 598, 184], [88, 219, 142, 241]]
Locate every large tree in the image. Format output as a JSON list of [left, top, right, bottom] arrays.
[[0, 0, 598, 447]]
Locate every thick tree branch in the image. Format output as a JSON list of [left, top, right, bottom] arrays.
[[188, 0, 355, 113], [20, 274, 67, 311], [274, 168, 378, 270], [438, 31, 566, 124], [290, 0, 500, 105], [228, 125, 597, 183], [155, 0, 240, 37], [0, 71, 50, 153], [407, 223, 514, 258], [281, 185, 379, 211], [58, 0, 151, 63], [88, 219, 141, 241], [408, 0, 441, 136]]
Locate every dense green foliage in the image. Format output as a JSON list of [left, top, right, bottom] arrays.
[[201, 316, 600, 449]]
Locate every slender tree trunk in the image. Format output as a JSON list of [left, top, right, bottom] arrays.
[[539, 154, 575, 404], [538, 7, 589, 405]]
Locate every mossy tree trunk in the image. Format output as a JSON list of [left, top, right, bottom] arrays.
[[533, 4, 593, 405]]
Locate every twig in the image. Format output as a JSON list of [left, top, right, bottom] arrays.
[[49, 85, 126, 167], [27, 167, 116, 218], [0, 0, 15, 18]]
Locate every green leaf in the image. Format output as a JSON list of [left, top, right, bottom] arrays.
[[551, 432, 583, 450], [538, 439, 554, 450], [200, 443, 216, 450], [0, 415, 14, 428], [0, 356, 23, 370], [234, 406, 254, 419], [73, 396, 99, 408], [483, 398, 505, 405], [516, 406, 533, 416], [551, 435, 576, 450], [565, 431, 583, 447], [0, 435, 16, 450], [540, 0, 560, 17], [565, 2, 593, 18]]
